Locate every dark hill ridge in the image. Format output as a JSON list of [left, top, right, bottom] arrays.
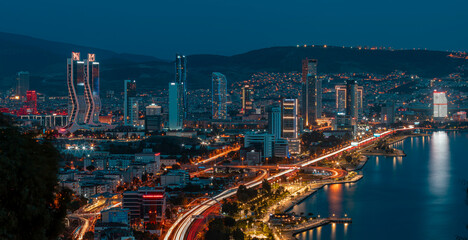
[[0, 32, 465, 95]]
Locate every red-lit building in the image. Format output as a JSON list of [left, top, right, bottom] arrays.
[[18, 90, 38, 115], [122, 187, 166, 227]]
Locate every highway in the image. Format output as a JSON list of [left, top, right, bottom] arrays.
[[164, 129, 399, 240], [68, 198, 121, 240], [194, 145, 241, 165]]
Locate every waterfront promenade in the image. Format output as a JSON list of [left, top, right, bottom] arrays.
[[273, 217, 352, 240]]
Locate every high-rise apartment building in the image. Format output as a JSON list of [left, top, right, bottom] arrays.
[[301, 59, 321, 127], [241, 85, 254, 115], [16, 71, 30, 98], [212, 72, 227, 120], [267, 105, 282, 139], [124, 80, 138, 126], [433, 91, 448, 119], [281, 99, 299, 139], [168, 82, 182, 130]]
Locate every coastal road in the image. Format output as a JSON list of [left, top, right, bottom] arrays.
[[164, 169, 268, 240], [166, 129, 401, 240]]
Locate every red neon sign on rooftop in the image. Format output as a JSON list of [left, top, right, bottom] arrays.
[[142, 194, 164, 199]]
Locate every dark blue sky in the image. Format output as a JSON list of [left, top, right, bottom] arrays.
[[1, 0, 466, 59]]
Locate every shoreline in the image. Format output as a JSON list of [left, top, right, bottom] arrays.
[[360, 133, 428, 157], [273, 133, 420, 239], [274, 175, 363, 214]]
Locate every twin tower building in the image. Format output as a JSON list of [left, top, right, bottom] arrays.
[[63, 52, 106, 133]]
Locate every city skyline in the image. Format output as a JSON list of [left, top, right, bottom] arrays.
[[0, 4, 467, 240]]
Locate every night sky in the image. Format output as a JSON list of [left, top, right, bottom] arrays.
[[0, 0, 466, 59]]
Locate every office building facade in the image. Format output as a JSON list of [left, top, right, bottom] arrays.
[[267, 105, 282, 139], [281, 99, 299, 139], [244, 133, 274, 159], [123, 187, 166, 225]]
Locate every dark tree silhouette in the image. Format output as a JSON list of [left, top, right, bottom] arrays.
[[0, 116, 68, 239]]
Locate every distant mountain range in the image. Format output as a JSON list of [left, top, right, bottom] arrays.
[[0, 32, 466, 95]]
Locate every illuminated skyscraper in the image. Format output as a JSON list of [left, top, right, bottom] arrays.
[[16, 71, 30, 98], [281, 99, 298, 139], [241, 85, 254, 115], [124, 80, 138, 126], [346, 80, 358, 121], [433, 91, 448, 119], [335, 85, 347, 113], [212, 72, 227, 120], [67, 52, 86, 127], [282, 99, 300, 154], [175, 54, 187, 121], [63, 52, 106, 133], [84, 54, 101, 125], [335, 82, 363, 117], [301, 59, 321, 127], [169, 82, 182, 130]]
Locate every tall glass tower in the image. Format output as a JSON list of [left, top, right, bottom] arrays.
[[124, 80, 138, 126], [301, 59, 321, 127], [212, 72, 227, 120], [169, 82, 183, 129], [175, 54, 187, 121]]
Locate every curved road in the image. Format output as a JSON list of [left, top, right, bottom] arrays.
[[165, 129, 400, 240]]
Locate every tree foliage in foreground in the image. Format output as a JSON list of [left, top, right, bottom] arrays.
[[205, 217, 244, 240], [0, 117, 68, 240]]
